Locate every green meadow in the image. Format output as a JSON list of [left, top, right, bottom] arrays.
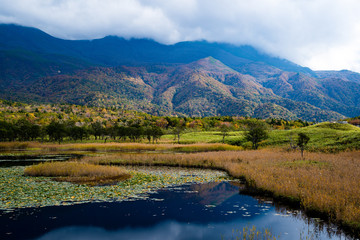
[[159, 122, 360, 152]]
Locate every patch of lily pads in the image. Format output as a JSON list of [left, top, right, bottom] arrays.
[[0, 166, 228, 211]]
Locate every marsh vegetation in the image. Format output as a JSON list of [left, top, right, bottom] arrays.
[[82, 149, 360, 234], [24, 162, 131, 186], [0, 120, 359, 238]]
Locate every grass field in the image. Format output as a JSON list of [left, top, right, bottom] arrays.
[[265, 123, 360, 152], [155, 122, 360, 152], [161, 130, 243, 143]]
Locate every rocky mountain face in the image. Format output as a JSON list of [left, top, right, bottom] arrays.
[[1, 24, 359, 121]]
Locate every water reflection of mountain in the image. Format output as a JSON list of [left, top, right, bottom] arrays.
[[188, 182, 240, 206], [0, 182, 345, 240], [0, 182, 260, 239]]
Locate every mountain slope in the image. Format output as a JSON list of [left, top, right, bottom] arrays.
[[0, 24, 358, 121], [0, 48, 91, 90], [262, 72, 360, 117], [2, 57, 343, 121], [316, 70, 360, 84]]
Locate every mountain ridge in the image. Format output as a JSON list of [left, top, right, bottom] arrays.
[[1, 24, 359, 121], [0, 24, 314, 72]]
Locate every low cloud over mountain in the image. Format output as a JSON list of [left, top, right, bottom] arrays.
[[1, 24, 360, 121]]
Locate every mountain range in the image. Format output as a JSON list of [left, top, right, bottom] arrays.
[[1, 24, 360, 121]]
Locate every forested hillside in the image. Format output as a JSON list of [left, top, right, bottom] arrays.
[[0, 99, 311, 143], [1, 24, 360, 121]]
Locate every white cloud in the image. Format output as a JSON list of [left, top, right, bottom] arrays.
[[1, 0, 360, 71]]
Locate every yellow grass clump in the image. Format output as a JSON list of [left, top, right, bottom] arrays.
[[84, 150, 360, 232], [55, 142, 242, 152], [24, 162, 131, 186], [0, 142, 32, 150], [172, 143, 242, 152], [0, 142, 242, 153]]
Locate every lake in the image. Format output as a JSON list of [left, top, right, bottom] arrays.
[[0, 181, 350, 240]]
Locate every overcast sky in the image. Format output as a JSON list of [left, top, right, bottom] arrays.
[[1, 0, 360, 72]]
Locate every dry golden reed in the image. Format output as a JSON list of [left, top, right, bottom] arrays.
[[84, 149, 360, 230], [24, 162, 131, 185], [56, 142, 241, 152], [1, 142, 241, 152]]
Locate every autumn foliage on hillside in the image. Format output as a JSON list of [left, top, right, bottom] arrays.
[[0, 100, 311, 143]]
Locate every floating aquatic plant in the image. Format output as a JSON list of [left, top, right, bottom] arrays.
[[0, 166, 228, 210]]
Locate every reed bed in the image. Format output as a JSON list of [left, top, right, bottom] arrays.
[[171, 143, 242, 152], [0, 142, 35, 150], [84, 149, 360, 232], [58, 143, 242, 152], [0, 142, 242, 153], [24, 162, 131, 185]]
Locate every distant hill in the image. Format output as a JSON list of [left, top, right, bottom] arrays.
[[1, 24, 360, 121], [0, 24, 313, 73], [315, 70, 360, 83]]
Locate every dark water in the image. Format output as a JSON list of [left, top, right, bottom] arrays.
[[0, 154, 82, 167], [0, 182, 351, 240]]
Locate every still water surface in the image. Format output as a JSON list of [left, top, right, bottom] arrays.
[[0, 181, 350, 240]]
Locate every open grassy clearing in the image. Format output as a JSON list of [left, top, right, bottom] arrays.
[[166, 123, 360, 152], [84, 149, 360, 233], [161, 131, 242, 143], [266, 123, 360, 152]]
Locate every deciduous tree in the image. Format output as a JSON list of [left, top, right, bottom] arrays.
[[245, 120, 269, 149], [297, 132, 310, 158], [219, 122, 232, 143]]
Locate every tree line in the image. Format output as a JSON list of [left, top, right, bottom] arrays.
[[0, 115, 311, 151], [0, 119, 164, 144], [0, 117, 270, 148]]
